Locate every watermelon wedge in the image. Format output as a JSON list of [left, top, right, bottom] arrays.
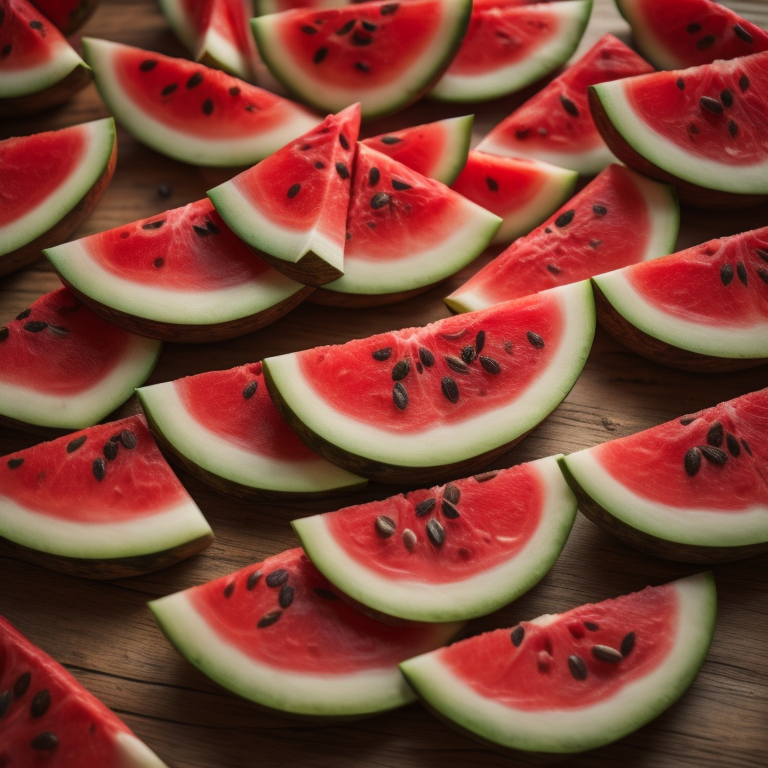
[[476, 34, 654, 176], [0, 0, 92, 117], [81, 38, 320, 167], [264, 280, 595, 484], [208, 104, 360, 286], [429, 0, 593, 103], [252, 0, 473, 119], [592, 226, 768, 371], [136, 362, 366, 497], [0, 415, 213, 578], [400, 572, 716, 755], [449, 150, 578, 244], [446, 164, 679, 313], [310, 144, 502, 306], [0, 615, 170, 767], [149, 547, 463, 717], [360, 115, 474, 186], [293, 456, 576, 622], [1, 118, 117, 279], [44, 198, 312, 343], [0, 287, 161, 432], [559, 388, 768, 563], [615, 0, 768, 71], [589, 51, 768, 207]]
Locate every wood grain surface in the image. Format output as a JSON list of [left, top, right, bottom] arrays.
[[2, 1, 768, 766]]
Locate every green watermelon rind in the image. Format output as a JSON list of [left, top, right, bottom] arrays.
[[429, 0, 594, 103], [252, 0, 474, 119], [136, 380, 368, 495], [292, 456, 577, 622], [399, 572, 716, 754]]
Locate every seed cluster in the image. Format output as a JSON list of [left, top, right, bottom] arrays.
[[681, 417, 751, 477], [682, 65, 751, 139], [0, 671, 56, 752]]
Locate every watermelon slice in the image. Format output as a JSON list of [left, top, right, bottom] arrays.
[[0, 415, 213, 578], [1, 118, 116, 279], [0, 0, 92, 117], [360, 115, 473, 186], [0, 287, 161, 432], [208, 104, 360, 286], [81, 38, 320, 167], [589, 51, 768, 207], [264, 280, 595, 484], [0, 614, 169, 766], [560, 388, 768, 563], [448, 150, 578, 244], [476, 34, 654, 176], [429, 0, 593, 103], [615, 0, 768, 71], [149, 547, 463, 717], [592, 226, 768, 371], [252, 0, 473, 119], [136, 362, 366, 497], [446, 164, 679, 313], [293, 456, 576, 622], [44, 198, 312, 343], [400, 572, 716, 755], [309, 144, 502, 306]]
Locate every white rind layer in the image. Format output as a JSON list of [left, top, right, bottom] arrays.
[[116, 732, 170, 768], [0, 335, 161, 430], [563, 448, 768, 547], [1, 119, 115, 257], [137, 381, 365, 494], [149, 591, 461, 715], [264, 280, 595, 468], [593, 268, 768, 359], [429, 0, 592, 102], [81, 38, 320, 167], [44, 237, 305, 325], [0, 494, 212, 560], [0, 39, 87, 98], [292, 456, 576, 622], [400, 572, 716, 753], [592, 77, 768, 195], [198, 25, 252, 81], [613, 0, 685, 70], [421, 114, 474, 186]]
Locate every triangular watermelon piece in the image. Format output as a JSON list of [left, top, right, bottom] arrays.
[[209, 103, 360, 286]]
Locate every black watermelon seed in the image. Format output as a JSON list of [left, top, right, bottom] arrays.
[[201, 98, 214, 115], [161, 83, 177, 96], [351, 31, 372, 45], [153, 257, 165, 268], [559, 95, 579, 117], [426, 518, 445, 547], [92, 458, 106, 482], [742, 439, 753, 456], [474, 470, 498, 482], [392, 179, 411, 191], [335, 162, 350, 180], [279, 585, 294, 608], [301, 24, 317, 34], [680, 417, 695, 425], [266, 569, 289, 587], [590, 239, 603, 249], [442, 500, 460, 519], [0, 690, 10, 718], [103, 441, 119, 462], [0, 327, 8, 342], [758, 267, 768, 285], [485, 177, 499, 193], [686, 22, 701, 33], [229, 86, 241, 96], [66, 435, 87, 453], [729, 119, 739, 138], [380, 135, 402, 145], [415, 498, 436, 517], [592, 204, 607, 216], [526, 331, 545, 349], [371, 191, 391, 209], [479, 356, 501, 374], [700, 95, 723, 113], [441, 376, 459, 403], [739, 74, 750, 92], [287, 183, 302, 199], [246, 570, 262, 590], [568, 655, 587, 681], [700, 445, 728, 465], [31, 732, 59, 751], [14, 673, 31, 698], [510, 626, 525, 646], [257, 611, 281, 628], [7, 458, 23, 469], [391, 358, 410, 380], [16, 308, 31, 320], [515, 127, 529, 139], [393, 382, 408, 410], [461, 345, 477, 364], [720, 89, 733, 108], [376, 515, 397, 537], [355, 61, 370, 72], [120, 430, 137, 449], [707, 421, 723, 447], [555, 209, 575, 228], [726, 433, 741, 457], [444, 484, 460, 504], [336, 19, 355, 35], [243, 380, 258, 399], [186, 72, 203, 88], [475, 330, 485, 353], [620, 631, 636, 657], [584, 621, 599, 631], [696, 34, 716, 50], [245, 104, 257, 112], [193, 225, 211, 237], [0, 44, 10, 58], [314, 587, 339, 600], [720, 263, 734, 286], [737, 261, 749, 286], [139, 59, 157, 72], [315, 162, 325, 169], [734, 24, 754, 43], [369, 167, 381, 186], [339, 133, 350, 150], [684, 447, 702, 476], [142, 219, 165, 230], [758, 249, 768, 263], [372, 347, 392, 361], [676, 78, 685, 90], [445, 355, 470, 375], [416, 362, 423, 373], [223, 582, 235, 598], [362, 20, 377, 31], [419, 347, 435, 367], [205, 219, 220, 235], [690, 123, 699, 134], [592, 644, 623, 663], [313, 47, 328, 64], [24, 321, 48, 333], [380, 3, 399, 14]]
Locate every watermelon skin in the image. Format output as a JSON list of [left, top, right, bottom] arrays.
[[81, 37, 320, 167], [615, 0, 768, 71], [1, 118, 117, 278], [476, 34, 655, 176], [0, 415, 213, 579], [293, 456, 576, 622], [264, 280, 595, 484], [0, 614, 170, 767], [559, 388, 768, 563], [429, 0, 593, 103], [136, 362, 366, 498], [446, 164, 679, 313], [400, 573, 716, 754], [592, 226, 768, 371], [589, 51, 768, 207], [44, 198, 312, 343], [149, 547, 463, 717], [252, 0, 473, 119]]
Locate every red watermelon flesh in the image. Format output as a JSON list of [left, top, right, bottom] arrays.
[[28, 0, 99, 34], [0, 615, 169, 767], [2, 0, 72, 71]]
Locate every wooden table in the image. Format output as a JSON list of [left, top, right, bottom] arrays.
[[2, 1, 768, 766]]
